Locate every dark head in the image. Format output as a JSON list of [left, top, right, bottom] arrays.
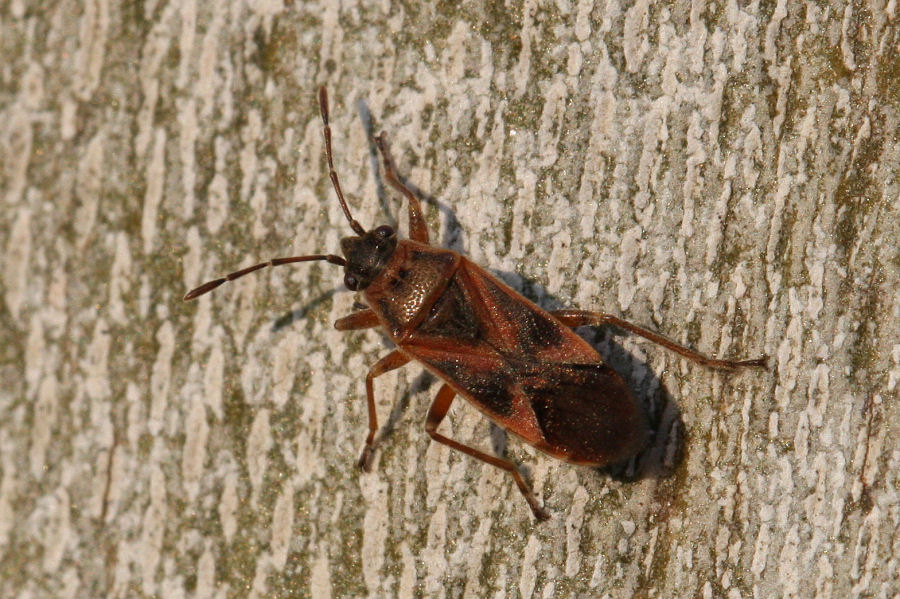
[[340, 224, 398, 290]]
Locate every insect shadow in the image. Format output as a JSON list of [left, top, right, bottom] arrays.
[[271, 288, 339, 332]]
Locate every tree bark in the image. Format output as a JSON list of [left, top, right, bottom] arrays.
[[2, 1, 897, 598]]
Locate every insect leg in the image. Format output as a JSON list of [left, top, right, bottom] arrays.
[[425, 383, 551, 521], [374, 133, 430, 244], [551, 309, 767, 370], [359, 350, 412, 471], [334, 309, 379, 331]]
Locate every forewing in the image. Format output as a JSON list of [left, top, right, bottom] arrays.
[[456, 259, 599, 364], [401, 258, 648, 465], [400, 339, 546, 444]]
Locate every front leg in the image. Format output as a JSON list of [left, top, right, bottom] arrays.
[[551, 309, 767, 370], [334, 309, 379, 331], [358, 350, 411, 471], [375, 133, 430, 244]]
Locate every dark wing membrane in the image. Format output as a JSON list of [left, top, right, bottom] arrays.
[[522, 362, 649, 465]]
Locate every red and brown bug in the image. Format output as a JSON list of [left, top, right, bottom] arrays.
[[184, 87, 767, 521]]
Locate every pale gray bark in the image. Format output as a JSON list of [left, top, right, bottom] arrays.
[[1, 1, 898, 598]]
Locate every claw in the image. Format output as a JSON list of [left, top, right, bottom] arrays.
[[532, 505, 552, 522], [357, 446, 374, 472]]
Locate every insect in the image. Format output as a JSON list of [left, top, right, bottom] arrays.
[[184, 87, 767, 521]]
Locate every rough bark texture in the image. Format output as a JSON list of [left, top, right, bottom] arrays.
[[2, 1, 898, 598]]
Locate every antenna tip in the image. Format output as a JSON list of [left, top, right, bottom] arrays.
[[318, 86, 329, 122], [183, 278, 226, 301]]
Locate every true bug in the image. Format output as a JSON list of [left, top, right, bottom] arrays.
[[185, 87, 766, 521]]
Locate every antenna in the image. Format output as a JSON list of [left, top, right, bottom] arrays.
[[183, 254, 346, 301], [319, 86, 365, 236]]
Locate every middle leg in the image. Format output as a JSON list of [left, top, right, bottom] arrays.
[[358, 350, 411, 471], [425, 383, 551, 521]]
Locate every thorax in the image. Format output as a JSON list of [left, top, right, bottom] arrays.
[[362, 240, 460, 340]]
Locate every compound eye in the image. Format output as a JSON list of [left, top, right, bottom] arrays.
[[373, 225, 394, 240], [344, 273, 359, 290]]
